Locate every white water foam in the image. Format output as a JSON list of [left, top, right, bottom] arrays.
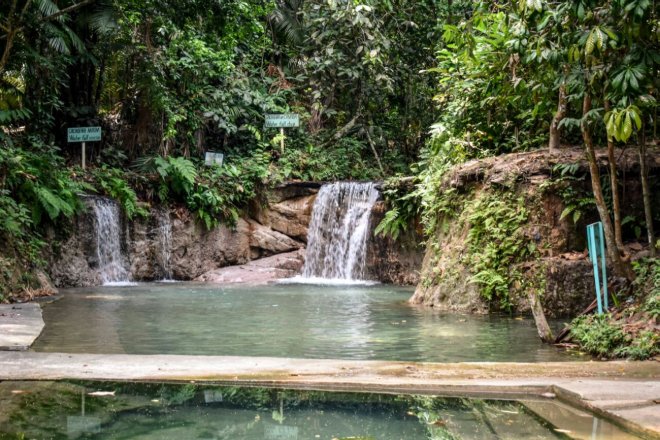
[[156, 209, 175, 281], [301, 182, 379, 281], [89, 197, 132, 286], [280, 276, 379, 286]]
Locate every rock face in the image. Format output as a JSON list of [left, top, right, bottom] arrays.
[[48, 183, 314, 287], [255, 183, 319, 243], [411, 148, 660, 318], [366, 201, 424, 285], [46, 181, 423, 288], [48, 203, 105, 287]]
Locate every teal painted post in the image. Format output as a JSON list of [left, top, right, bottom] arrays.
[[587, 224, 603, 315], [587, 222, 608, 315]]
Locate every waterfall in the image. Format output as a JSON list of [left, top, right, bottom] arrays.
[[157, 209, 174, 280], [89, 197, 131, 285], [302, 182, 379, 281]]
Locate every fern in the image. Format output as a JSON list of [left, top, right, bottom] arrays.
[[168, 157, 197, 194], [374, 208, 407, 241], [36, 186, 75, 221]]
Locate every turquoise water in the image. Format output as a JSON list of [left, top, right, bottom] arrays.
[[0, 382, 639, 439], [33, 283, 584, 362]]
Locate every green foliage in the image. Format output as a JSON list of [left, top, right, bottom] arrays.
[[570, 314, 627, 357], [133, 154, 262, 229], [0, 138, 87, 228], [605, 105, 643, 142], [614, 331, 659, 360], [632, 258, 660, 319], [571, 313, 659, 360], [464, 191, 531, 309], [570, 259, 659, 360], [0, 135, 89, 299], [399, 126, 468, 241], [92, 167, 147, 219], [154, 156, 198, 198], [270, 136, 384, 182], [429, 7, 554, 157], [374, 178, 419, 241]]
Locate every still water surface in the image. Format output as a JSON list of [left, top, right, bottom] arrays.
[[34, 283, 584, 362]]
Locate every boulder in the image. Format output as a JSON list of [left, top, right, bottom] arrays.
[[256, 195, 316, 242], [195, 249, 305, 285], [248, 219, 305, 259], [169, 217, 251, 280]]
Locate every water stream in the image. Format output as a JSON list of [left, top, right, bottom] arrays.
[[302, 181, 379, 281], [89, 197, 131, 286], [156, 209, 173, 281]]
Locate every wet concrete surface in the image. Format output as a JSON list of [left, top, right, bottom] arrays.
[[0, 304, 44, 351]]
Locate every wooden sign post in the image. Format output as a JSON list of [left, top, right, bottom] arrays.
[[264, 114, 299, 153], [67, 126, 102, 170]]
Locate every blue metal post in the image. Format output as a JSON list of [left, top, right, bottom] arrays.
[[587, 222, 608, 315]]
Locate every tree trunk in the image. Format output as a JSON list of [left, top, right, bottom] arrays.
[[549, 79, 567, 152], [0, 29, 17, 73], [639, 133, 656, 257], [528, 290, 554, 343], [604, 100, 624, 250], [581, 94, 633, 280]]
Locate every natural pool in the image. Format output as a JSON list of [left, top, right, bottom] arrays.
[[33, 283, 584, 362], [0, 381, 639, 439]]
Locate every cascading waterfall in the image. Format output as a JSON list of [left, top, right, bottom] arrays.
[[157, 210, 174, 280], [89, 197, 131, 285], [302, 182, 379, 281]]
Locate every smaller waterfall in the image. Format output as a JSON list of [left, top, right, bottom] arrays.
[[157, 210, 174, 281], [90, 197, 131, 285], [302, 182, 379, 281]]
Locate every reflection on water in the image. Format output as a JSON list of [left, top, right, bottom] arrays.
[[0, 382, 639, 440], [34, 283, 585, 362]]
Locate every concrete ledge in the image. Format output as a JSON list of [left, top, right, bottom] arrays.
[[0, 353, 658, 437], [0, 304, 44, 351]]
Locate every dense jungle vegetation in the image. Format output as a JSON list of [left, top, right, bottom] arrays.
[[1, 0, 658, 356]]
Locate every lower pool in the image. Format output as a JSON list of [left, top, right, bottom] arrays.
[[0, 381, 639, 439], [33, 283, 583, 362]]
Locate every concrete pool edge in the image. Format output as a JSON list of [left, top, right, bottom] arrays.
[[0, 352, 658, 438], [0, 303, 45, 351]]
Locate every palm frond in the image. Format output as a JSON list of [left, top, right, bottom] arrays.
[[62, 23, 85, 53], [87, 4, 118, 35], [35, 0, 62, 21], [269, 0, 304, 45]]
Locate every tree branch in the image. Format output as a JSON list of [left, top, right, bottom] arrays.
[[1, 0, 96, 40]]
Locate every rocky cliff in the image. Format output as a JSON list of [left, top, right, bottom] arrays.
[[410, 148, 660, 318]]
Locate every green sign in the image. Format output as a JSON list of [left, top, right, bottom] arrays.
[[264, 113, 299, 128], [68, 126, 102, 142]]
